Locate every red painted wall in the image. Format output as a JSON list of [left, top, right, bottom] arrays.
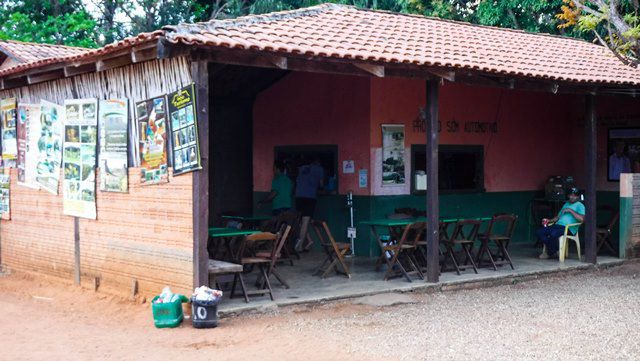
[[253, 72, 371, 195], [254, 72, 640, 196], [370, 78, 577, 192]]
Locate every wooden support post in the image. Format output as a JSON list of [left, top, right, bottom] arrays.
[[584, 94, 597, 263], [191, 59, 210, 288], [426, 80, 440, 282], [74, 217, 80, 285]]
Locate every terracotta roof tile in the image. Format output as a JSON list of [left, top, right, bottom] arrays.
[[2, 4, 640, 87], [164, 4, 640, 86], [0, 31, 164, 76], [0, 40, 88, 63]]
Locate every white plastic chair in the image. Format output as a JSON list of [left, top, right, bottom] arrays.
[[543, 222, 582, 262]]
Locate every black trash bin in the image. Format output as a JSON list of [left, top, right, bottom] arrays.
[[191, 297, 219, 328]]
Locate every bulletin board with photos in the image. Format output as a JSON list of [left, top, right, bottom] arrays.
[[0, 82, 202, 221]]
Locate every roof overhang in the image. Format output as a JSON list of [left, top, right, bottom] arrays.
[[0, 34, 638, 98]]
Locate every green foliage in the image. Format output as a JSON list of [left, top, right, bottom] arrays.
[[0, 0, 98, 47], [0, 0, 593, 48], [577, 13, 602, 31]]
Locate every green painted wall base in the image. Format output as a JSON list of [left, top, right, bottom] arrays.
[[252, 191, 621, 257]]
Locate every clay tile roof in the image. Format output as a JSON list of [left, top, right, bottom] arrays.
[[0, 31, 164, 76], [0, 39, 89, 63], [164, 3, 640, 86]]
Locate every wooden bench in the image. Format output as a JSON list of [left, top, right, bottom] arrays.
[[208, 259, 243, 289]]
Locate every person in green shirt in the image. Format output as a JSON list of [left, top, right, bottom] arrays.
[[537, 187, 585, 259], [258, 161, 293, 215]]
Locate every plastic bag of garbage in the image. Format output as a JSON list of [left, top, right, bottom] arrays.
[[153, 286, 183, 304], [192, 286, 223, 306]]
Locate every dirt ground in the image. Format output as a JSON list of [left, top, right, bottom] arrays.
[[2, 263, 640, 361]]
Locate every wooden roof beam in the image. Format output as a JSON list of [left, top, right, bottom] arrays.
[[3, 76, 27, 89], [96, 53, 132, 72], [64, 62, 97, 77], [132, 46, 159, 63], [354, 63, 384, 77], [27, 69, 65, 85], [426, 68, 455, 82], [196, 49, 287, 70]]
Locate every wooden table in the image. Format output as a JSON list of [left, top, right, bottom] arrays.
[[208, 228, 260, 260], [208, 259, 243, 289], [360, 217, 492, 271], [220, 215, 271, 229], [360, 218, 425, 256]]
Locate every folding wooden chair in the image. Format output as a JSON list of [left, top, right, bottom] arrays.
[[230, 231, 277, 303], [255, 224, 292, 288], [441, 219, 480, 275], [597, 205, 619, 256], [383, 222, 426, 282], [476, 214, 518, 270], [311, 220, 351, 278]]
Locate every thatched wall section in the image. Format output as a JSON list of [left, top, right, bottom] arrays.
[[0, 57, 195, 296]]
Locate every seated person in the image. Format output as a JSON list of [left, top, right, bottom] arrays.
[[536, 187, 585, 259]]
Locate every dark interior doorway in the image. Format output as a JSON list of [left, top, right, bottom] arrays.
[[209, 64, 289, 225]]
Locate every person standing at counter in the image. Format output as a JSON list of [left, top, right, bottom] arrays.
[[295, 159, 324, 252], [609, 141, 631, 181], [258, 161, 293, 215]]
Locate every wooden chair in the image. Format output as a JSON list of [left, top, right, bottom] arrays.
[[441, 219, 480, 275], [383, 222, 426, 282], [255, 224, 292, 288], [476, 214, 518, 270], [262, 210, 301, 263], [230, 231, 278, 303], [310, 220, 352, 278], [597, 205, 619, 256]]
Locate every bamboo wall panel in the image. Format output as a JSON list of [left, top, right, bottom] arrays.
[[1, 168, 194, 296], [79, 168, 193, 296], [2, 168, 75, 278]]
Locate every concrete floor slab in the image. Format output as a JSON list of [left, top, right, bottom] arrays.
[[217, 244, 622, 317]]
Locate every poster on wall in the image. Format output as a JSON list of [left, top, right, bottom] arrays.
[[608, 128, 640, 181], [168, 84, 201, 175], [136, 96, 169, 185], [0, 170, 10, 220], [17, 104, 29, 184], [1, 98, 18, 168], [62, 99, 97, 219], [36, 100, 64, 194], [98, 99, 129, 193], [381, 124, 405, 186], [20, 104, 42, 189]]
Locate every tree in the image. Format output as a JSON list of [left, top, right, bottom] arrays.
[[475, 0, 566, 33], [89, 0, 128, 44], [0, 0, 98, 47], [120, 0, 211, 33], [557, 0, 640, 66]]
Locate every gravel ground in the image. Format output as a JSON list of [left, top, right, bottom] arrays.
[[2, 262, 640, 360], [268, 262, 640, 361]]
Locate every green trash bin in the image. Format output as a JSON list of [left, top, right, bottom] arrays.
[[151, 294, 189, 328]]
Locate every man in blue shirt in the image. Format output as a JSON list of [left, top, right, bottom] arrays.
[[609, 141, 631, 181], [294, 159, 324, 251], [537, 187, 585, 259]]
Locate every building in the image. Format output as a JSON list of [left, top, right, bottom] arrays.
[[0, 4, 638, 300]]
